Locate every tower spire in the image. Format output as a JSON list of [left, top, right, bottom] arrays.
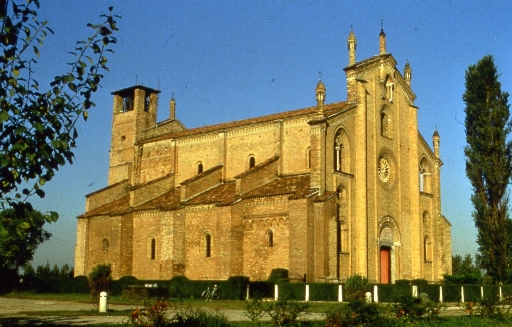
[[348, 30, 357, 66], [379, 21, 387, 54], [170, 95, 176, 118], [315, 79, 326, 116], [404, 62, 412, 87]]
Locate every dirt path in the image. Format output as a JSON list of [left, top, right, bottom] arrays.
[[0, 297, 272, 325]]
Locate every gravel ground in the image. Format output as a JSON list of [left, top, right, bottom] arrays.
[[0, 296, 465, 326], [0, 297, 323, 326]]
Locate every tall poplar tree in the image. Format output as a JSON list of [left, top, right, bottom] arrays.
[[463, 55, 512, 283]]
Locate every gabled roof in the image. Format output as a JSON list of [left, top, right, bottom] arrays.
[[140, 101, 353, 144], [111, 85, 161, 97]]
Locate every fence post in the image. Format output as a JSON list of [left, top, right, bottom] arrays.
[[439, 286, 443, 303], [461, 286, 465, 303], [338, 284, 343, 302], [500, 286, 503, 302], [305, 284, 310, 302], [274, 284, 279, 301], [373, 285, 379, 303], [480, 286, 484, 300]]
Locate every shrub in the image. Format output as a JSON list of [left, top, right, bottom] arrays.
[[393, 295, 425, 320], [268, 268, 289, 283], [128, 300, 231, 327], [88, 264, 112, 300], [265, 297, 308, 327], [309, 283, 338, 301], [344, 275, 369, 301], [245, 292, 266, 326], [111, 275, 138, 296], [225, 275, 250, 300], [325, 300, 391, 327], [0, 266, 17, 294]]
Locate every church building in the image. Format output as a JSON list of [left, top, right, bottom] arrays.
[[75, 30, 452, 283]]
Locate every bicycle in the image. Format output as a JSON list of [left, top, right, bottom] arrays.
[[201, 285, 220, 301]]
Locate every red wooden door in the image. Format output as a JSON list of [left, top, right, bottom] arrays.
[[380, 247, 391, 284]]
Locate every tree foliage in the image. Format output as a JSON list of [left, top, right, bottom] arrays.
[[0, 208, 55, 269], [88, 264, 111, 298], [463, 55, 512, 283], [0, 0, 119, 214], [444, 254, 482, 284]]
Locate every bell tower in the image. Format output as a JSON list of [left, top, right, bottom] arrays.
[[108, 85, 160, 185]]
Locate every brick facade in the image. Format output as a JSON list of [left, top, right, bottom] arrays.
[[75, 31, 452, 283]]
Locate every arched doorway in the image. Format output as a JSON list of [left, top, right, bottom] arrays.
[[379, 226, 394, 284]]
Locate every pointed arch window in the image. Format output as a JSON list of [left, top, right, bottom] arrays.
[[197, 162, 203, 174], [386, 80, 394, 102], [380, 105, 392, 138], [335, 135, 343, 172], [419, 158, 431, 193], [334, 130, 349, 173]]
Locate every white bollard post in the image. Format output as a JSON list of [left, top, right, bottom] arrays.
[[373, 285, 379, 303], [412, 285, 418, 298], [480, 286, 484, 300], [338, 285, 343, 302], [99, 291, 108, 313], [461, 286, 465, 303], [246, 284, 250, 300], [439, 286, 443, 303], [305, 285, 310, 302], [500, 287, 503, 302], [274, 284, 279, 301]]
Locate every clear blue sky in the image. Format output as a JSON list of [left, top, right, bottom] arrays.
[[26, 1, 512, 269]]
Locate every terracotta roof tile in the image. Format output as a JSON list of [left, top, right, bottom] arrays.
[[135, 188, 182, 211], [242, 174, 311, 199], [79, 195, 131, 218], [140, 102, 351, 144], [185, 182, 237, 206]]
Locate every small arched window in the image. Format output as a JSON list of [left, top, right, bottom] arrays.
[[266, 230, 274, 247], [205, 234, 211, 258], [306, 147, 311, 169], [150, 238, 156, 260], [144, 94, 151, 112], [102, 239, 109, 251], [197, 162, 203, 174], [424, 235, 432, 262], [339, 220, 348, 253], [249, 156, 256, 169]]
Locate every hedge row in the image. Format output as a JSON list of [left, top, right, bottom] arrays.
[[10, 272, 512, 303]]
